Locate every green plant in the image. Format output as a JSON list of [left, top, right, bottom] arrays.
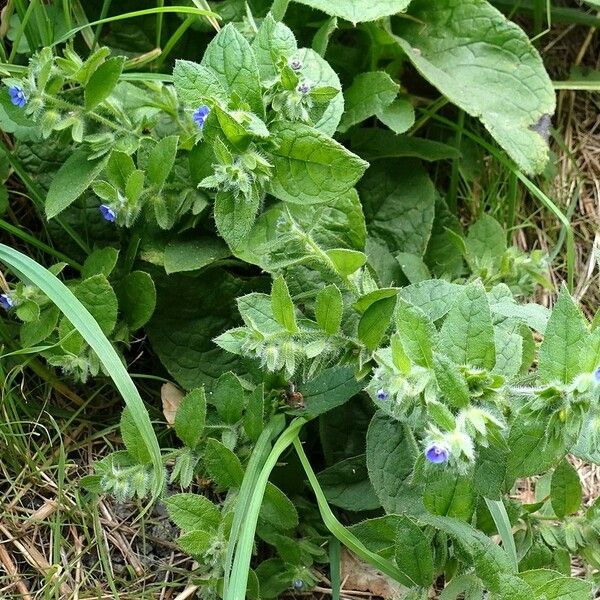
[[1, 0, 598, 598]]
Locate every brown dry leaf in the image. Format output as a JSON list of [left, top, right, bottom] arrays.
[[340, 548, 405, 599], [161, 382, 185, 427]]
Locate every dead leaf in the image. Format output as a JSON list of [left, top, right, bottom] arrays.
[[161, 382, 184, 427], [340, 548, 405, 599]]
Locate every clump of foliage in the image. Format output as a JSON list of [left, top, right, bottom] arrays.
[[1, 0, 599, 599]]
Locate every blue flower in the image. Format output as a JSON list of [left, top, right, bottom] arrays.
[[289, 59, 302, 71], [297, 81, 311, 94], [99, 204, 117, 222], [8, 86, 26, 108], [0, 293, 14, 310], [595, 367, 600, 383], [192, 105, 210, 129], [376, 388, 388, 401], [292, 580, 304, 591], [425, 443, 449, 464]]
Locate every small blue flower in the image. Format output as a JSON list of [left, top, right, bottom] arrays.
[[192, 105, 210, 129], [376, 388, 388, 401], [0, 293, 14, 310], [290, 59, 302, 71], [99, 204, 117, 222], [425, 443, 449, 464], [297, 81, 311, 94], [8, 86, 26, 108], [595, 367, 600, 383], [292, 579, 304, 591]]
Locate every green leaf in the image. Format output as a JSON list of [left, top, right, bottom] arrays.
[[212, 372, 245, 424], [432, 352, 470, 408], [244, 384, 265, 442], [493, 325, 523, 379], [268, 122, 368, 205], [271, 276, 297, 333], [392, 0, 555, 175], [394, 516, 434, 587], [262, 483, 299, 530], [20, 306, 60, 347], [252, 14, 297, 82], [173, 60, 227, 106], [396, 252, 431, 284], [291, 0, 411, 23], [74, 274, 118, 335], [296, 48, 344, 136], [201, 23, 263, 116], [325, 248, 366, 276], [466, 215, 507, 271], [174, 388, 206, 449], [506, 414, 564, 481], [120, 408, 152, 464], [473, 445, 508, 500], [423, 470, 475, 521], [366, 411, 423, 515], [396, 298, 436, 367], [82, 247, 119, 279], [178, 530, 213, 557], [164, 237, 229, 274], [297, 366, 363, 418], [418, 514, 516, 591], [360, 159, 435, 256], [315, 285, 343, 335], [550, 460, 582, 518], [115, 271, 156, 330], [147, 135, 178, 189], [538, 285, 590, 384], [204, 438, 244, 488], [338, 72, 399, 133], [352, 128, 461, 162], [399, 279, 462, 322], [439, 280, 496, 369], [16, 300, 39, 322], [46, 149, 108, 219], [146, 269, 264, 389], [84, 57, 125, 110], [358, 295, 396, 351], [317, 455, 381, 512], [523, 572, 592, 599], [376, 97, 415, 134], [214, 190, 260, 250], [164, 492, 220, 532]]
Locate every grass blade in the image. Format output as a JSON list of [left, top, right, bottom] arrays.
[[0, 244, 163, 496], [484, 498, 518, 571], [293, 437, 415, 587], [53, 6, 220, 46], [226, 417, 305, 600], [329, 537, 341, 600], [223, 414, 285, 597]]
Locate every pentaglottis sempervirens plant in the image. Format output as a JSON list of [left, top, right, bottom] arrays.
[[0, 0, 598, 598]]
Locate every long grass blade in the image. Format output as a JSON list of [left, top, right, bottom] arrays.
[[223, 414, 285, 597], [0, 244, 163, 496], [53, 6, 220, 46], [484, 498, 518, 571], [293, 437, 415, 587], [226, 417, 305, 600]]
